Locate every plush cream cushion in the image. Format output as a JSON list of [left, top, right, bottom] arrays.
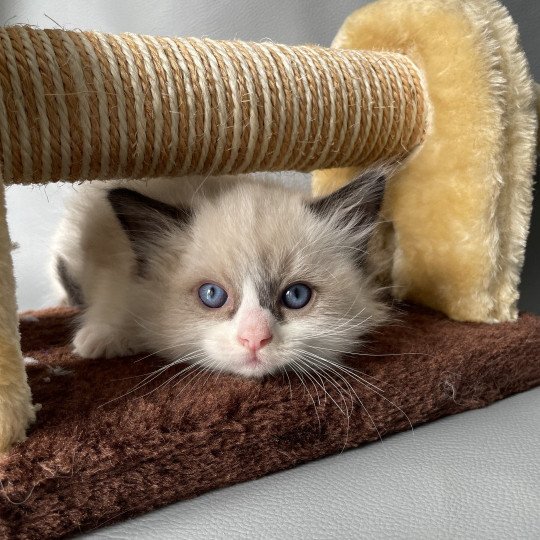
[[313, 0, 537, 322]]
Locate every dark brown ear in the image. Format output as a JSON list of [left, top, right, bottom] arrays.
[[309, 168, 387, 230], [107, 188, 192, 272]]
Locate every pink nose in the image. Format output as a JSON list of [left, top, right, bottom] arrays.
[[237, 329, 273, 351]]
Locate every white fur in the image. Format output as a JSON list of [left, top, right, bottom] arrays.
[[52, 174, 388, 377]]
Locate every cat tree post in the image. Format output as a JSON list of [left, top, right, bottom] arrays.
[[0, 28, 426, 184], [0, 179, 35, 451], [0, 26, 428, 451], [0, 6, 536, 451]]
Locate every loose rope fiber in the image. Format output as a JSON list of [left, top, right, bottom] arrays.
[[0, 27, 427, 183]]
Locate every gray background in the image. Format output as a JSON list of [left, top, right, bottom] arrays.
[[1, 0, 539, 313]]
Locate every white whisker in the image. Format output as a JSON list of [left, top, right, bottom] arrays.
[[289, 362, 322, 431], [299, 349, 414, 434]]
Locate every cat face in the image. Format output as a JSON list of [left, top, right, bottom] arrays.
[[107, 171, 389, 378]]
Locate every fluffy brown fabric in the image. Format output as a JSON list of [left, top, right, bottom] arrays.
[[1, 304, 539, 539]]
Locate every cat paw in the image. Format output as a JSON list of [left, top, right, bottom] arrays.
[[73, 324, 141, 359]]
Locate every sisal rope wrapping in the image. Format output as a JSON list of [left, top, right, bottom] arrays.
[[0, 27, 427, 184]]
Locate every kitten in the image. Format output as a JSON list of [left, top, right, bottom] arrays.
[[52, 171, 389, 378]]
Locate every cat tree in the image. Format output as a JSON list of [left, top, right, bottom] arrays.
[[0, 0, 539, 536]]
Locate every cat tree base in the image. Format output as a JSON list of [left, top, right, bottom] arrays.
[[1, 304, 538, 538]]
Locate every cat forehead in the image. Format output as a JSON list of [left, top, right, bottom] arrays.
[[191, 183, 324, 252], [210, 182, 307, 224], [171, 181, 358, 289], [187, 202, 324, 275]]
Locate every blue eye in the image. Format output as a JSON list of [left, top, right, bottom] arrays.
[[282, 283, 312, 309], [198, 283, 228, 308]]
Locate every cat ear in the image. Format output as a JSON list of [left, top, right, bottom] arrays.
[[107, 188, 192, 270], [309, 168, 388, 237]]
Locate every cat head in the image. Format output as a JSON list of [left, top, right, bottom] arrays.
[[107, 170, 389, 378]]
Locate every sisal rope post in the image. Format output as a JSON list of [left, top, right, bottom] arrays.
[[0, 27, 427, 184]]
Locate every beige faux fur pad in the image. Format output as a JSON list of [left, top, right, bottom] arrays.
[[313, 0, 537, 322]]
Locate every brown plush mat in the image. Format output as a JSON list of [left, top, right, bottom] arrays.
[[1, 305, 539, 539]]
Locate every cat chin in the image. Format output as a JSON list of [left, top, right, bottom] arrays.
[[227, 364, 274, 378], [206, 350, 285, 378]]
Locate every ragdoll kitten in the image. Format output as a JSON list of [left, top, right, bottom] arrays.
[[52, 171, 389, 378]]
